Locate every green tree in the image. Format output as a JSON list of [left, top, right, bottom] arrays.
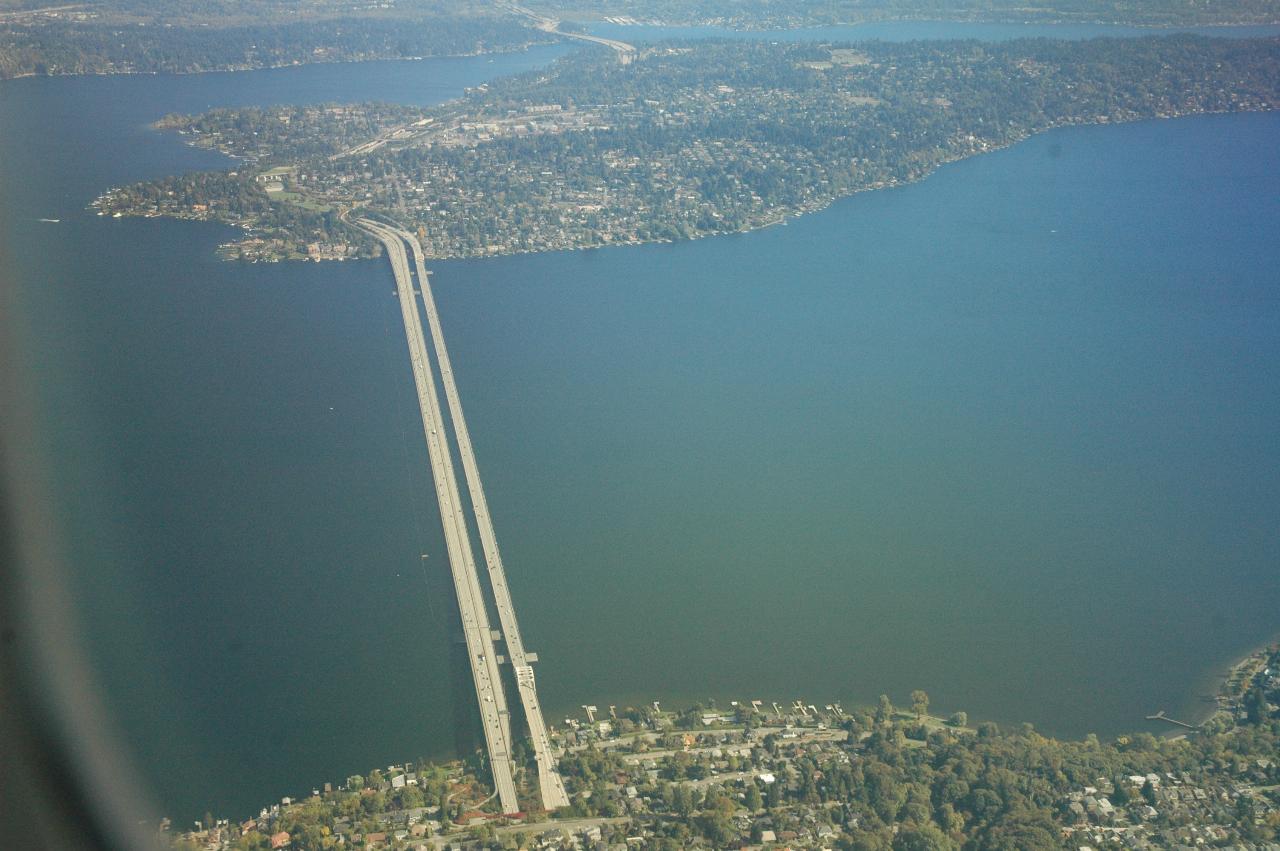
[[232, 833, 270, 851], [966, 788, 1003, 823], [910, 690, 929, 719], [671, 784, 694, 817], [397, 784, 424, 810], [468, 823, 496, 844], [696, 811, 735, 846], [360, 790, 386, 815], [1245, 685, 1269, 724], [766, 777, 783, 808], [939, 802, 965, 835], [846, 830, 893, 851], [876, 694, 894, 726], [975, 810, 1062, 850], [892, 822, 957, 851]]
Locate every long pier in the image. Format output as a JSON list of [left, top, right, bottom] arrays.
[[1145, 710, 1199, 730], [359, 218, 568, 812]]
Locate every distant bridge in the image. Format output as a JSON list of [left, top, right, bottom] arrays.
[[500, 1, 637, 64]]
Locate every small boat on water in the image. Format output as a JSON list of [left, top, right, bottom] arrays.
[[37, 217, 60, 223]]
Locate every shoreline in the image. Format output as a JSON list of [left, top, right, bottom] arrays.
[[5, 15, 1280, 84], [162, 670, 1277, 832], [0, 39, 559, 85], [1193, 635, 1280, 726], [1143, 635, 1280, 737], [592, 17, 1280, 33], [112, 104, 1275, 266]]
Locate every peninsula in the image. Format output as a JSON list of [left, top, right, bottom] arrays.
[[93, 34, 1280, 262]]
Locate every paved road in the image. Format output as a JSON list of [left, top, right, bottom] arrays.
[[357, 218, 521, 814], [500, 1, 637, 63], [427, 816, 630, 848], [402, 229, 571, 811]]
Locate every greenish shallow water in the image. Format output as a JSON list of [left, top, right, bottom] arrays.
[[1, 29, 1278, 823]]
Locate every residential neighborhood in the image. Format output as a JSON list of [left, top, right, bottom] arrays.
[[165, 646, 1280, 850]]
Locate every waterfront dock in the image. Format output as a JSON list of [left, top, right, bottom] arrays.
[[1145, 710, 1199, 730]]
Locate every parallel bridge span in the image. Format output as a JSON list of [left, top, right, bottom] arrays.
[[402, 230, 571, 811], [357, 217, 568, 813]]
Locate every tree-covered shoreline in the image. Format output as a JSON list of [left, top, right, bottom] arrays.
[[0, 16, 552, 80], [165, 645, 1280, 849], [540, 0, 1280, 29], [3, 1, 1278, 82]]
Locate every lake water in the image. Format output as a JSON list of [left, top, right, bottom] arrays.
[[2, 24, 1278, 823]]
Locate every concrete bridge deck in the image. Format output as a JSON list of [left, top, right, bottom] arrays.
[[358, 218, 520, 814], [360, 218, 569, 813], [500, 1, 636, 63], [403, 231, 571, 811]]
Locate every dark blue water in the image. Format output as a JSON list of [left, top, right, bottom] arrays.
[[433, 109, 1280, 733], [0, 45, 573, 823], [2, 27, 1278, 823]]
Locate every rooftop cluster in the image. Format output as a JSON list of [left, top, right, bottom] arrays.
[[166, 646, 1280, 850]]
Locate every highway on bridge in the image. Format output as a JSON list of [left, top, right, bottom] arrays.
[[403, 230, 571, 811], [359, 217, 569, 812], [499, 1, 636, 63], [357, 218, 521, 814]]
